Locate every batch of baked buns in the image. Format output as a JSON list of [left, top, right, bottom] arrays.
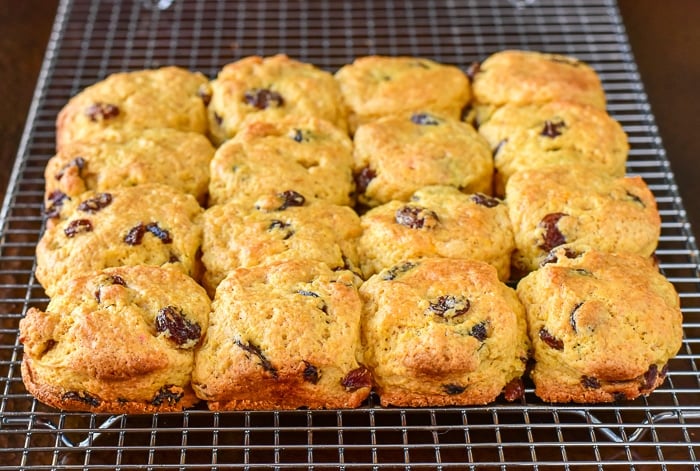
[[19, 50, 683, 413]]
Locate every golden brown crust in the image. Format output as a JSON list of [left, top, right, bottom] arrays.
[[192, 260, 370, 410], [360, 258, 529, 407], [44, 128, 214, 206], [35, 184, 203, 297], [21, 360, 200, 413], [479, 101, 628, 195], [19, 266, 211, 413], [471, 50, 606, 124], [352, 113, 492, 207], [358, 186, 514, 281], [335, 56, 470, 133], [24, 54, 680, 411], [208, 116, 354, 207], [201, 200, 361, 294], [505, 166, 660, 274], [207, 54, 347, 144], [56, 67, 209, 150], [516, 249, 682, 403], [531, 365, 668, 404]]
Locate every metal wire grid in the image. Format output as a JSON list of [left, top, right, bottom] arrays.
[[0, 0, 699, 468]]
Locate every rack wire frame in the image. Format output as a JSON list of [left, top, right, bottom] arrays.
[[0, 0, 699, 468]]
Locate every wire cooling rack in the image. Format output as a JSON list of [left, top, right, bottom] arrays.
[[1, 0, 699, 469]]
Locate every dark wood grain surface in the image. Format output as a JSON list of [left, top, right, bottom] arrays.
[[1, 0, 699, 234], [0, 0, 58, 200]]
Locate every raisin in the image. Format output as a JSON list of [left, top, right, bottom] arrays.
[[109, 275, 126, 286], [213, 112, 223, 125], [318, 301, 329, 314], [124, 223, 147, 245], [297, 290, 328, 314], [625, 190, 645, 206], [538, 212, 567, 252], [151, 385, 184, 406], [94, 274, 127, 303], [539, 328, 564, 350], [290, 128, 311, 142], [40, 339, 57, 356], [276, 190, 305, 210], [47, 190, 68, 206], [471, 193, 500, 208], [428, 295, 470, 320], [493, 139, 507, 157], [502, 377, 524, 401], [661, 363, 669, 379], [45, 190, 69, 219], [155, 306, 202, 348], [410, 113, 440, 126], [244, 88, 284, 109], [466, 61, 481, 81], [569, 302, 584, 333], [395, 205, 439, 229], [85, 102, 120, 122], [62, 391, 100, 407], [341, 366, 372, 391], [353, 167, 376, 195], [540, 246, 581, 266], [382, 261, 417, 281], [146, 222, 172, 243], [168, 253, 179, 263], [581, 376, 601, 389], [64, 219, 93, 237], [443, 384, 465, 395], [303, 361, 320, 384], [470, 321, 489, 342], [268, 219, 294, 239], [268, 219, 290, 231], [541, 120, 566, 138], [641, 364, 659, 391], [282, 230, 295, 240], [235, 339, 278, 378], [55, 156, 85, 180], [540, 253, 557, 266], [124, 222, 171, 245], [77, 192, 112, 213]]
